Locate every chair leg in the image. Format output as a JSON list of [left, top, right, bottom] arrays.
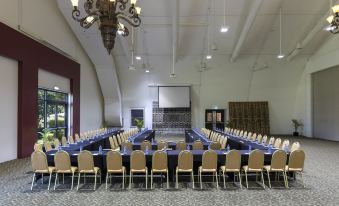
[[84, 173, 86, 184], [63, 174, 65, 184], [245, 171, 248, 188], [122, 171, 125, 189], [145, 171, 148, 189], [54, 173, 58, 190], [105, 173, 109, 190], [238, 172, 242, 189], [199, 170, 202, 190], [71, 173, 74, 190], [261, 171, 265, 189], [99, 171, 102, 184], [166, 171, 169, 189], [48, 173, 52, 190], [284, 171, 289, 188], [267, 171, 271, 188], [129, 171, 132, 189], [191, 171, 195, 189], [215, 171, 219, 189], [223, 171, 226, 189], [176, 171, 178, 189], [41, 174, 44, 184], [31, 173, 36, 190], [94, 173, 97, 190], [151, 171, 153, 190], [77, 173, 81, 190]]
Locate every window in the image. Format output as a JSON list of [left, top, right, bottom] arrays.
[[131, 108, 144, 127], [38, 88, 69, 141]]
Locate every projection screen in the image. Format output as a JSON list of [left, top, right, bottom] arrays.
[[158, 86, 190, 108]]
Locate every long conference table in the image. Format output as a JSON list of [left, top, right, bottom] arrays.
[[46, 128, 280, 180]]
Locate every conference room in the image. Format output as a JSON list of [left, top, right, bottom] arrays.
[[1, 0, 339, 205]]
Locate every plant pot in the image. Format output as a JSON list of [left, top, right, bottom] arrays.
[[293, 132, 299, 136]]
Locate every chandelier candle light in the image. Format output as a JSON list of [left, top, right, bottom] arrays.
[[326, 3, 339, 34], [71, 0, 142, 54]]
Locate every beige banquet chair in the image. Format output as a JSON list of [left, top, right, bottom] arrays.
[[176, 141, 187, 151], [209, 141, 221, 150], [34, 143, 43, 152], [268, 137, 275, 146], [199, 150, 218, 189], [242, 149, 265, 189], [75, 133, 81, 142], [76, 150, 101, 190], [285, 149, 305, 188], [264, 150, 288, 188], [113, 136, 119, 147], [54, 150, 78, 190], [257, 134, 263, 143], [157, 140, 168, 150], [192, 140, 204, 150], [261, 135, 268, 145], [54, 139, 61, 148], [221, 137, 228, 150], [281, 139, 290, 150], [151, 150, 169, 189], [61, 136, 67, 146], [121, 141, 133, 151], [274, 138, 282, 149], [219, 150, 242, 189], [106, 150, 126, 189], [129, 150, 148, 189], [30, 151, 55, 190], [176, 150, 195, 189], [69, 136, 74, 144], [290, 142, 301, 152], [44, 141, 53, 152], [140, 140, 152, 151]]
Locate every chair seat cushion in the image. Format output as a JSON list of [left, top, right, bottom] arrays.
[[108, 166, 125, 173], [285, 166, 303, 172], [35, 166, 55, 174], [131, 167, 147, 173], [220, 166, 240, 172], [176, 167, 192, 172], [199, 166, 216, 172], [80, 167, 100, 174], [56, 166, 78, 173], [242, 165, 262, 172]]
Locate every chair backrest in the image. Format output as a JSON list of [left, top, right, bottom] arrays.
[[31, 151, 48, 171], [78, 150, 95, 171], [34, 143, 43, 152], [117, 134, 122, 145], [247, 132, 252, 140], [177, 150, 193, 170], [248, 149, 264, 170], [109, 136, 115, 149], [75, 133, 80, 142], [140, 140, 151, 151], [176, 141, 187, 150], [290, 142, 300, 152], [54, 150, 71, 171], [270, 150, 287, 170], [69, 136, 74, 144], [261, 135, 268, 145], [44, 142, 53, 152], [192, 140, 204, 150], [121, 141, 133, 151], [157, 141, 168, 150], [243, 131, 248, 139], [54, 139, 60, 148], [202, 150, 217, 170], [209, 141, 221, 150], [130, 150, 146, 170], [239, 130, 244, 137], [288, 149, 305, 170], [268, 137, 275, 145], [274, 138, 282, 148], [152, 150, 168, 170], [281, 139, 290, 150], [113, 136, 119, 146], [107, 150, 123, 171], [225, 150, 241, 170], [221, 137, 228, 149], [61, 136, 67, 146], [251, 133, 257, 141], [257, 134, 263, 143]]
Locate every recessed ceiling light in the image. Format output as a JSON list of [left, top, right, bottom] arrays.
[[53, 86, 60, 91], [220, 26, 229, 33], [145, 69, 150, 73], [206, 55, 212, 60], [135, 56, 142, 60], [277, 54, 285, 59]]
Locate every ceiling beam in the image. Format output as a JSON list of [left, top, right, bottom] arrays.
[[287, 11, 331, 61], [230, 0, 263, 62]]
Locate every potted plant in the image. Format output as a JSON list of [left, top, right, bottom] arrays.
[[291, 119, 303, 136], [134, 118, 144, 131], [37, 128, 54, 144]]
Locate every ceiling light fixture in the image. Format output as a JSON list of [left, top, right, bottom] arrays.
[[145, 69, 150, 73], [220, 0, 229, 33], [53, 86, 60, 91], [326, 0, 339, 34], [206, 55, 212, 59], [277, 7, 285, 59], [135, 56, 142, 60], [71, 0, 142, 54]]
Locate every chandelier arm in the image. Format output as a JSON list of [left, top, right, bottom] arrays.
[[84, 0, 95, 15], [122, 27, 129, 37], [80, 17, 99, 29], [116, 0, 129, 11], [72, 9, 99, 25], [117, 14, 141, 27]]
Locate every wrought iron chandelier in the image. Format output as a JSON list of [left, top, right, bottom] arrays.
[[327, 5, 339, 34], [71, 0, 141, 54]]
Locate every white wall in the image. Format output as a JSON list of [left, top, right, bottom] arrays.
[[116, 54, 308, 135], [0, 0, 104, 133], [0, 56, 18, 163], [38, 69, 70, 93]]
